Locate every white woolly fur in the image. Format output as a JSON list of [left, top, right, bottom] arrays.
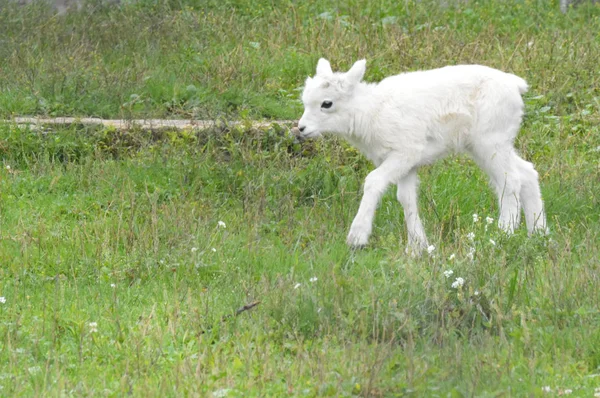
[[298, 59, 548, 251]]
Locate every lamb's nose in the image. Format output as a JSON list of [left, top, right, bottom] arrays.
[[298, 126, 306, 132]]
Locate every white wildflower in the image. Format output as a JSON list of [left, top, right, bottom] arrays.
[[213, 388, 232, 398], [110, 283, 116, 288], [451, 277, 465, 289], [5, 165, 10, 171], [563, 389, 572, 395], [309, 277, 318, 283], [427, 245, 435, 255], [542, 386, 552, 393], [294, 283, 301, 289], [472, 213, 480, 223], [466, 246, 476, 260], [218, 221, 226, 229], [211, 248, 216, 252], [486, 216, 494, 225], [0, 297, 5, 304], [448, 253, 456, 261], [489, 239, 496, 246], [474, 290, 480, 296], [443, 270, 454, 278], [381, 16, 398, 26], [466, 232, 475, 241], [89, 322, 98, 333], [191, 247, 198, 253]]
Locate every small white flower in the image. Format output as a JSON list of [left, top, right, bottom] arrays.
[[293, 283, 301, 289], [191, 247, 198, 253], [5, 165, 10, 171], [472, 213, 480, 223], [563, 389, 572, 395], [448, 253, 456, 261], [443, 270, 454, 278], [451, 277, 465, 289], [427, 245, 435, 255], [217, 221, 226, 229], [110, 283, 116, 288], [466, 232, 475, 241], [0, 296, 5, 304], [489, 239, 496, 246], [28, 366, 41, 375], [486, 216, 494, 225], [89, 322, 98, 333], [213, 388, 232, 398], [467, 251, 475, 261], [317, 308, 322, 313], [594, 393, 600, 398], [542, 386, 552, 393], [474, 290, 480, 296], [309, 277, 318, 283], [211, 248, 216, 252]]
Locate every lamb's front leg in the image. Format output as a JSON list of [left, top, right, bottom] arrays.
[[347, 157, 411, 248]]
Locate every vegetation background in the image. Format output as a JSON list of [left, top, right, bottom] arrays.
[[0, 0, 599, 396]]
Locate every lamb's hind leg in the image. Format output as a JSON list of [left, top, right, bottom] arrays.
[[515, 157, 548, 234], [470, 143, 522, 234], [396, 170, 429, 254]]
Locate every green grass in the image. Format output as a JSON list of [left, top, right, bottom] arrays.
[[1, 0, 600, 120], [1, 0, 600, 396], [1, 119, 599, 396]]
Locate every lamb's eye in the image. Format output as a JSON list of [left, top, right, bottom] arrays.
[[321, 101, 333, 109]]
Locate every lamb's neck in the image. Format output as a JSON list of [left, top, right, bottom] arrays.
[[347, 82, 378, 137]]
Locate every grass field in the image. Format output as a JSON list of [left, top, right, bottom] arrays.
[[1, 0, 600, 396]]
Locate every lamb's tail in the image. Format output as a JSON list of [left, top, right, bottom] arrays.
[[508, 73, 529, 95]]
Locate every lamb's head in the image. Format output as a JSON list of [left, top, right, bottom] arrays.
[[297, 58, 366, 138]]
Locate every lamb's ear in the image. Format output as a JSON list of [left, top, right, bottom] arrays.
[[316, 58, 333, 76], [346, 59, 366, 84]]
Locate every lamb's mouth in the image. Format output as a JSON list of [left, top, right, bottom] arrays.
[[291, 127, 320, 139]]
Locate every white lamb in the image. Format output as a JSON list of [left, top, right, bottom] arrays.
[[297, 58, 548, 252]]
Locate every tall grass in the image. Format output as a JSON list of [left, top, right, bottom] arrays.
[[1, 0, 599, 119]]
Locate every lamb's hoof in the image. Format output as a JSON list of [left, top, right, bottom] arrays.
[[405, 241, 428, 258], [346, 226, 370, 249], [498, 221, 515, 236], [530, 225, 550, 236]]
